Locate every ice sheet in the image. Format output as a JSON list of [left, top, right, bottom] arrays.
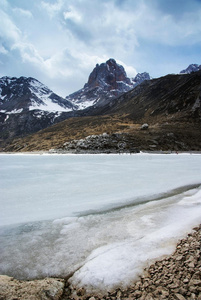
[[0, 154, 201, 226], [0, 154, 201, 292]]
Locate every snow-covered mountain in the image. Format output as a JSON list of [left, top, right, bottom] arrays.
[[0, 76, 75, 114], [0, 76, 77, 144], [66, 59, 150, 110], [180, 64, 201, 74]]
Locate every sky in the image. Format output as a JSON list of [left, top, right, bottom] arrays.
[[0, 0, 201, 97]]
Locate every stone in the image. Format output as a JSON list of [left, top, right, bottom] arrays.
[[0, 275, 65, 300], [197, 293, 201, 300], [116, 290, 122, 300], [153, 286, 169, 298], [175, 255, 183, 261], [145, 293, 154, 300], [141, 123, 149, 130], [188, 261, 195, 268], [190, 279, 201, 286], [175, 293, 186, 300]]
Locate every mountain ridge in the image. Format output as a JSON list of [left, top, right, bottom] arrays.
[[3, 70, 201, 152], [0, 61, 200, 151]]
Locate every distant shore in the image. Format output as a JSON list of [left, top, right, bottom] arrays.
[[1, 150, 201, 155]]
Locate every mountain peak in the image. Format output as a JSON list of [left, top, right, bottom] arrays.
[[85, 57, 130, 90], [66, 59, 151, 110], [106, 58, 117, 66], [180, 64, 201, 74], [132, 72, 151, 85]]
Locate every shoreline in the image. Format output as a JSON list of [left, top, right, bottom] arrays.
[[1, 224, 201, 299], [1, 150, 201, 155]]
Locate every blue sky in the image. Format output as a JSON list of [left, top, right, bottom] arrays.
[[0, 0, 201, 96]]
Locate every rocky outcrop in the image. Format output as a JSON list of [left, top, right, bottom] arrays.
[[86, 58, 131, 91], [0, 276, 64, 300], [141, 123, 149, 130], [58, 132, 140, 153]]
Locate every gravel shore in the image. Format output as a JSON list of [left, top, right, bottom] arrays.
[[0, 225, 201, 300], [65, 224, 201, 300]]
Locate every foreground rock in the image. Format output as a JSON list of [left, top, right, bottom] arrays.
[[1, 225, 201, 300], [0, 276, 64, 300]]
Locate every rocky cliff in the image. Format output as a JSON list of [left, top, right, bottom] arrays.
[[66, 58, 150, 109]]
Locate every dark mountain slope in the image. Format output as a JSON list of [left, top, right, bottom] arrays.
[[89, 71, 201, 121]]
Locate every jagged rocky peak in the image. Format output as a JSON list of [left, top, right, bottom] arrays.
[[180, 64, 201, 74], [85, 58, 132, 92], [66, 58, 151, 110]]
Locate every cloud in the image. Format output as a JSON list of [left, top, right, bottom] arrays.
[[0, 44, 8, 54], [11, 42, 43, 65], [134, 3, 201, 46], [0, 0, 200, 96], [152, 0, 201, 19], [0, 9, 21, 44], [63, 6, 82, 23], [117, 60, 137, 78], [12, 8, 33, 18], [41, 0, 65, 18], [0, 0, 8, 9]]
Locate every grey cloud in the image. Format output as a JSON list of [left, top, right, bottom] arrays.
[[12, 7, 33, 18], [150, 0, 201, 19], [62, 19, 93, 43]]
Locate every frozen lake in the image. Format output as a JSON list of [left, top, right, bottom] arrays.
[[0, 153, 201, 292]]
